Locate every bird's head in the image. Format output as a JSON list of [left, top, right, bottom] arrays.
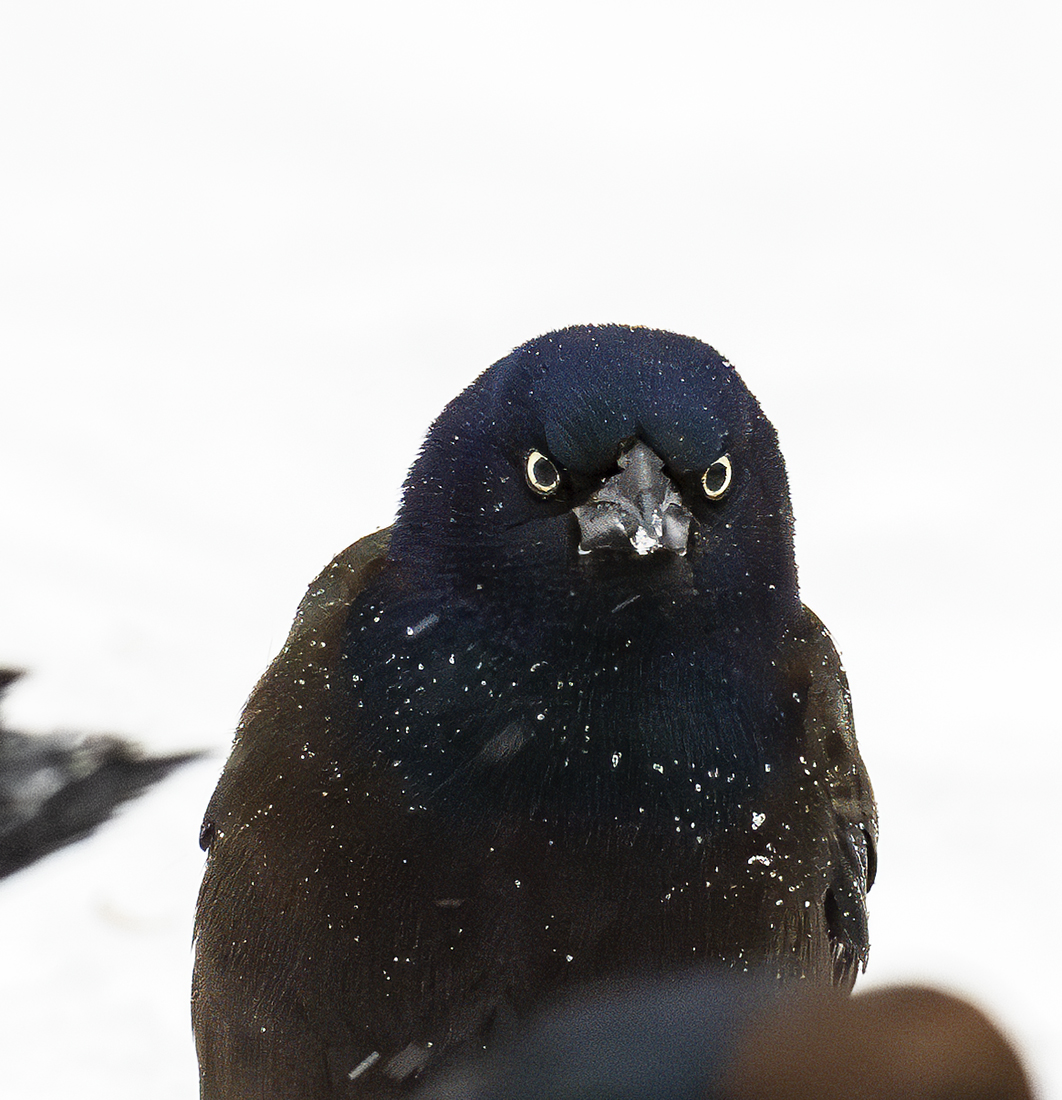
[[390, 325, 798, 621]]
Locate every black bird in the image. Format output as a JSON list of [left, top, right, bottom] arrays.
[[193, 325, 877, 1099], [0, 669, 200, 878], [414, 975, 1033, 1100]]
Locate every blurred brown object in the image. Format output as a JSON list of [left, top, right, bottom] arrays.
[[725, 984, 1033, 1100]]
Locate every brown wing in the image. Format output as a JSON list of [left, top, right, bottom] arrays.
[[784, 605, 877, 988], [193, 528, 393, 1100]]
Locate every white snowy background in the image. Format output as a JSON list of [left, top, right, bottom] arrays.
[[1, 2, 1059, 1096]]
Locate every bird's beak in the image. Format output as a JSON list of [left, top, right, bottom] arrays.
[[573, 441, 692, 556]]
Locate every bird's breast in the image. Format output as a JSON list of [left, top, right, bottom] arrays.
[[337, 581, 797, 838]]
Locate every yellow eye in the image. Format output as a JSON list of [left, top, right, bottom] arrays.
[[525, 450, 561, 496], [701, 454, 732, 500]]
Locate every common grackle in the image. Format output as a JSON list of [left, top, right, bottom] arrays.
[[0, 669, 200, 878], [193, 325, 877, 1099]]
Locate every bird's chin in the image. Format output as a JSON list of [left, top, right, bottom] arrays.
[[574, 545, 698, 593]]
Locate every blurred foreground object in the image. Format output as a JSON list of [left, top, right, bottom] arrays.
[[416, 972, 1033, 1100], [0, 669, 201, 878], [726, 982, 1034, 1100]]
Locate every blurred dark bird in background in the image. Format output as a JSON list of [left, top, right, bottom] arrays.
[[0, 669, 200, 878], [413, 973, 1033, 1100], [194, 326, 877, 1098]]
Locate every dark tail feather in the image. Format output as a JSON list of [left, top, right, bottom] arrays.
[[0, 669, 203, 878]]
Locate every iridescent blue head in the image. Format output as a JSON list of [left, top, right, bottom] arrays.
[[391, 325, 798, 622], [339, 326, 806, 819]]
